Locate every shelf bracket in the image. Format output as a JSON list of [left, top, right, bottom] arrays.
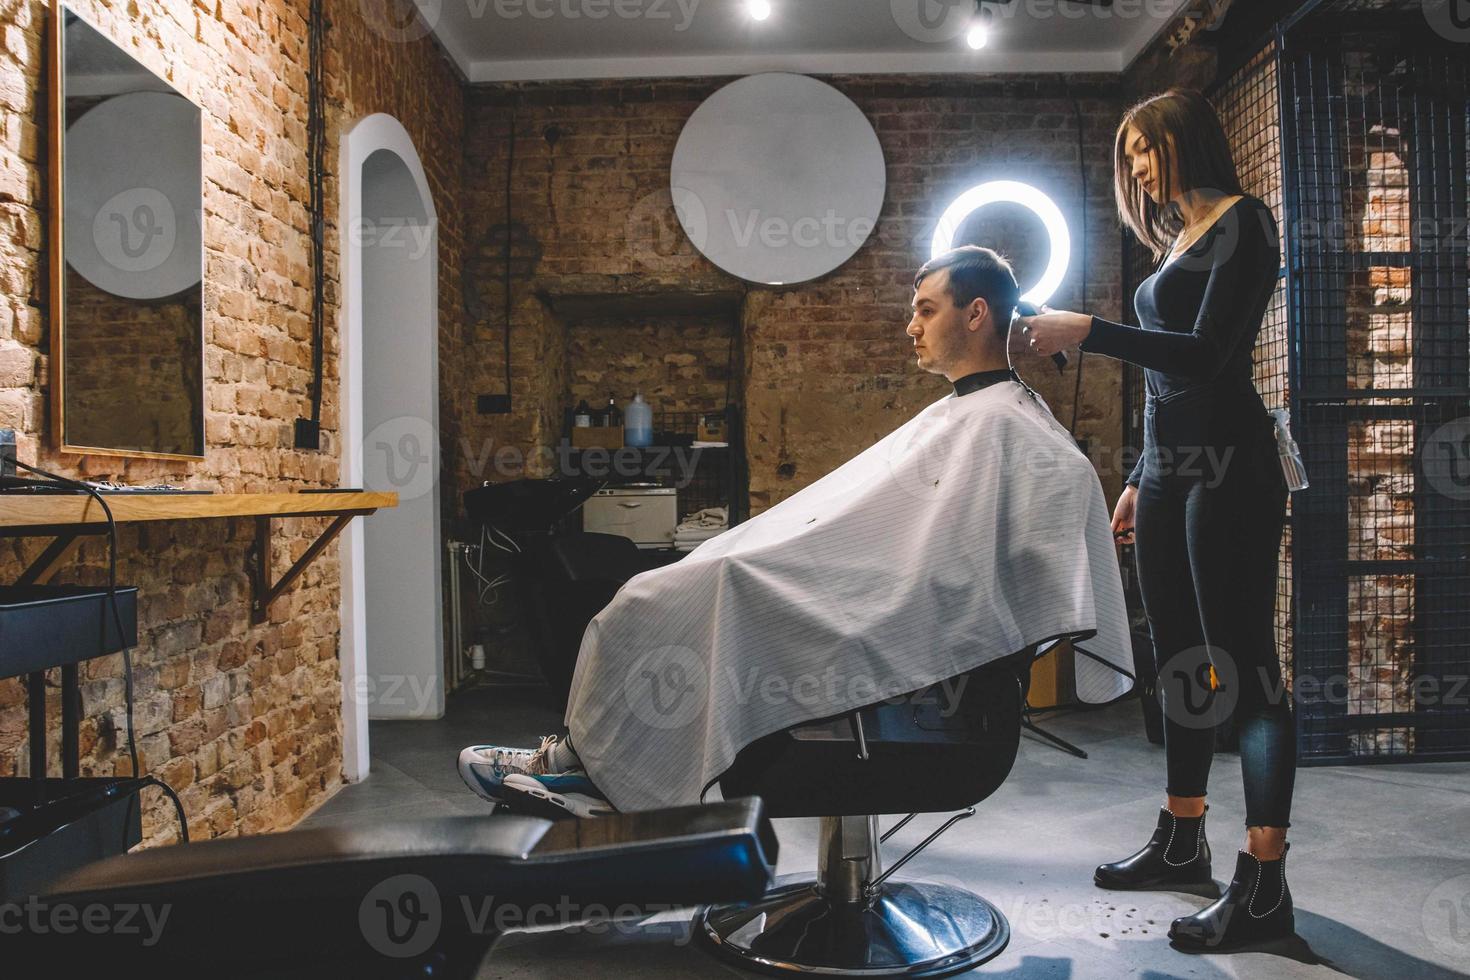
[[15, 532, 84, 587], [250, 513, 355, 624]]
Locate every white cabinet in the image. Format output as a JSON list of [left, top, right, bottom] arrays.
[[582, 487, 678, 549]]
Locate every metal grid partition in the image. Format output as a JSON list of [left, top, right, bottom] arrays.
[[1281, 2, 1470, 763], [1210, 42, 1296, 687], [654, 409, 738, 521]]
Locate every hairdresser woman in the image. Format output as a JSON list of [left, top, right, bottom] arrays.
[[1017, 88, 1295, 951]]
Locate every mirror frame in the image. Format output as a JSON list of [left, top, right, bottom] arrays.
[[47, 4, 207, 460]]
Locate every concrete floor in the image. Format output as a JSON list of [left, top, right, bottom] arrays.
[[306, 685, 1470, 979]]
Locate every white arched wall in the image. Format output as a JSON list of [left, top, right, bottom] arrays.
[[339, 114, 444, 782]]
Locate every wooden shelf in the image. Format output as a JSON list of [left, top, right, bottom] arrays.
[[0, 491, 397, 623], [0, 491, 396, 532]]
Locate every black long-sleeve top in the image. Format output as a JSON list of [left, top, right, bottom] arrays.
[[1079, 195, 1281, 487]]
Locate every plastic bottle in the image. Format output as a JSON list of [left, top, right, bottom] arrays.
[[625, 392, 653, 447]]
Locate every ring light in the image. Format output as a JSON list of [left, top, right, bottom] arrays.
[[930, 180, 1070, 306]]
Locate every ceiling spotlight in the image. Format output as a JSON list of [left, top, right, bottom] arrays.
[[968, 3, 992, 50], [747, 0, 771, 21]]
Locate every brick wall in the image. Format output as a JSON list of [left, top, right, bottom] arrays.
[[566, 314, 734, 425], [456, 76, 1132, 516], [0, 0, 463, 845]]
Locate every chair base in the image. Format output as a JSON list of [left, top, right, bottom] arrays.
[[694, 873, 1009, 978]]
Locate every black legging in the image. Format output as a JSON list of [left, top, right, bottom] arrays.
[[1133, 390, 1295, 828]]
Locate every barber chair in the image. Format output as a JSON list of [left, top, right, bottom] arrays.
[[462, 477, 604, 536], [465, 478, 652, 704], [523, 531, 648, 700], [696, 647, 1035, 978], [10, 798, 776, 979]]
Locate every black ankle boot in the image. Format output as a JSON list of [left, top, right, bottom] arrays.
[[1169, 844, 1294, 949], [1094, 806, 1212, 890]]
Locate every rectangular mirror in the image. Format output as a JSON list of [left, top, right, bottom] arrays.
[[48, 5, 205, 459]]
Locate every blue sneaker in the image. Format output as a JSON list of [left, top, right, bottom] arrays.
[[501, 770, 617, 819], [457, 735, 563, 804]]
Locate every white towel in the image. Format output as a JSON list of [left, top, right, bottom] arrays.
[[567, 381, 1135, 812], [677, 506, 729, 530]]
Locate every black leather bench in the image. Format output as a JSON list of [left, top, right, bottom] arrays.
[[9, 797, 777, 979]]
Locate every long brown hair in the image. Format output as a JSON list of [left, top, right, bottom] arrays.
[[1113, 89, 1244, 259]]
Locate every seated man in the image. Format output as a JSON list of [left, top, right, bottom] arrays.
[[460, 246, 1135, 818]]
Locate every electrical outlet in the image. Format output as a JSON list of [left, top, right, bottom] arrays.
[[294, 418, 321, 450], [0, 428, 15, 478], [477, 394, 512, 415]]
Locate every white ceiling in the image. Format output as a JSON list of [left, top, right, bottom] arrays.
[[405, 0, 1192, 83]]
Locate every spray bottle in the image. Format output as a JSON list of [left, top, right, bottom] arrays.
[[1270, 408, 1309, 492]]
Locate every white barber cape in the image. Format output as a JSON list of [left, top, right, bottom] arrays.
[[567, 379, 1135, 812]]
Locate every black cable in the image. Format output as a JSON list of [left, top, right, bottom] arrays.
[[1067, 85, 1089, 439], [1, 456, 188, 845], [304, 0, 327, 433], [137, 775, 189, 845], [502, 98, 518, 405]]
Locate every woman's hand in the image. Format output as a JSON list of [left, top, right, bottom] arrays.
[[1112, 484, 1137, 546], [1014, 307, 1092, 357]]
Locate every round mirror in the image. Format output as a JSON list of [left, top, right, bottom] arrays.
[[670, 73, 886, 286], [64, 90, 202, 301]]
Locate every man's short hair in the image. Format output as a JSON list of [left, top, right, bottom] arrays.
[[913, 246, 1021, 340]]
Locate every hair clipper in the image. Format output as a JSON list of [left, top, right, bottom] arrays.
[[1014, 301, 1069, 374]]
